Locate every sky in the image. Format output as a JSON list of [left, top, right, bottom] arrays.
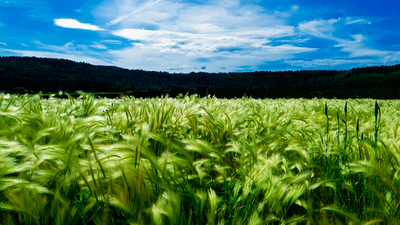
[[0, 0, 400, 73]]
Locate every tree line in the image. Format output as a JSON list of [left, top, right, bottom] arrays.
[[1, 56, 400, 98]]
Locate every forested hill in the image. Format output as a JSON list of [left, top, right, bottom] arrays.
[[1, 56, 400, 98]]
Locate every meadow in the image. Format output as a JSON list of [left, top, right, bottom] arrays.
[[1, 92, 400, 224]]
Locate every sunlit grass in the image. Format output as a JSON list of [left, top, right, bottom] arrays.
[[1, 92, 400, 224]]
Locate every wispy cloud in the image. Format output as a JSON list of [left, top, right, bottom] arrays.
[[101, 40, 123, 45], [293, 17, 400, 69], [96, 0, 284, 32], [285, 59, 378, 68], [333, 35, 400, 64], [345, 17, 371, 25], [0, 0, 41, 8], [105, 0, 163, 27], [54, 19, 105, 31], [30, 40, 110, 54], [298, 18, 341, 40], [0, 42, 7, 46], [334, 34, 388, 57], [90, 42, 107, 50]]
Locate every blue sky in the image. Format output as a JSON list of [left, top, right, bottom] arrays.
[[1, 0, 399, 72]]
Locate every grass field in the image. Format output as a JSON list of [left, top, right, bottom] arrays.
[[1, 92, 400, 224]]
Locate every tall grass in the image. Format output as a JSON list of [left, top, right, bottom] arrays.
[[1, 93, 400, 224]]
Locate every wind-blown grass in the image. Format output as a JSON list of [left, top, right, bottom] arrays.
[[1, 92, 400, 224]]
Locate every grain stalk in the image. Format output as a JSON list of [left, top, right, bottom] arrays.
[[374, 101, 381, 152], [324, 102, 329, 152], [343, 101, 348, 152]]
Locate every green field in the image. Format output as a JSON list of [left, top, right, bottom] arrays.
[[1, 92, 400, 224]]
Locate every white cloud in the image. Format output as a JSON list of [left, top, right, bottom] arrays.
[[58, 40, 109, 54], [261, 44, 317, 55], [175, 3, 282, 31], [345, 17, 371, 25], [285, 59, 378, 68], [0, 0, 42, 7], [105, 39, 317, 73], [54, 18, 105, 31], [291, 5, 299, 11], [383, 52, 400, 63], [0, 42, 7, 46], [334, 34, 389, 58], [112, 29, 189, 42], [101, 40, 123, 45], [112, 26, 296, 56], [298, 18, 340, 39], [90, 42, 107, 50], [32, 40, 74, 52], [96, 0, 283, 32], [274, 4, 300, 18]]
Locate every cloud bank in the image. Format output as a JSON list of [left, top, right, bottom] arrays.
[[1, 0, 399, 72]]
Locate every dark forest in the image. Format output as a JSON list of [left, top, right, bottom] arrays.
[[1, 56, 400, 98]]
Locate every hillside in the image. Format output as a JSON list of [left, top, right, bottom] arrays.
[[1, 56, 400, 98]]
